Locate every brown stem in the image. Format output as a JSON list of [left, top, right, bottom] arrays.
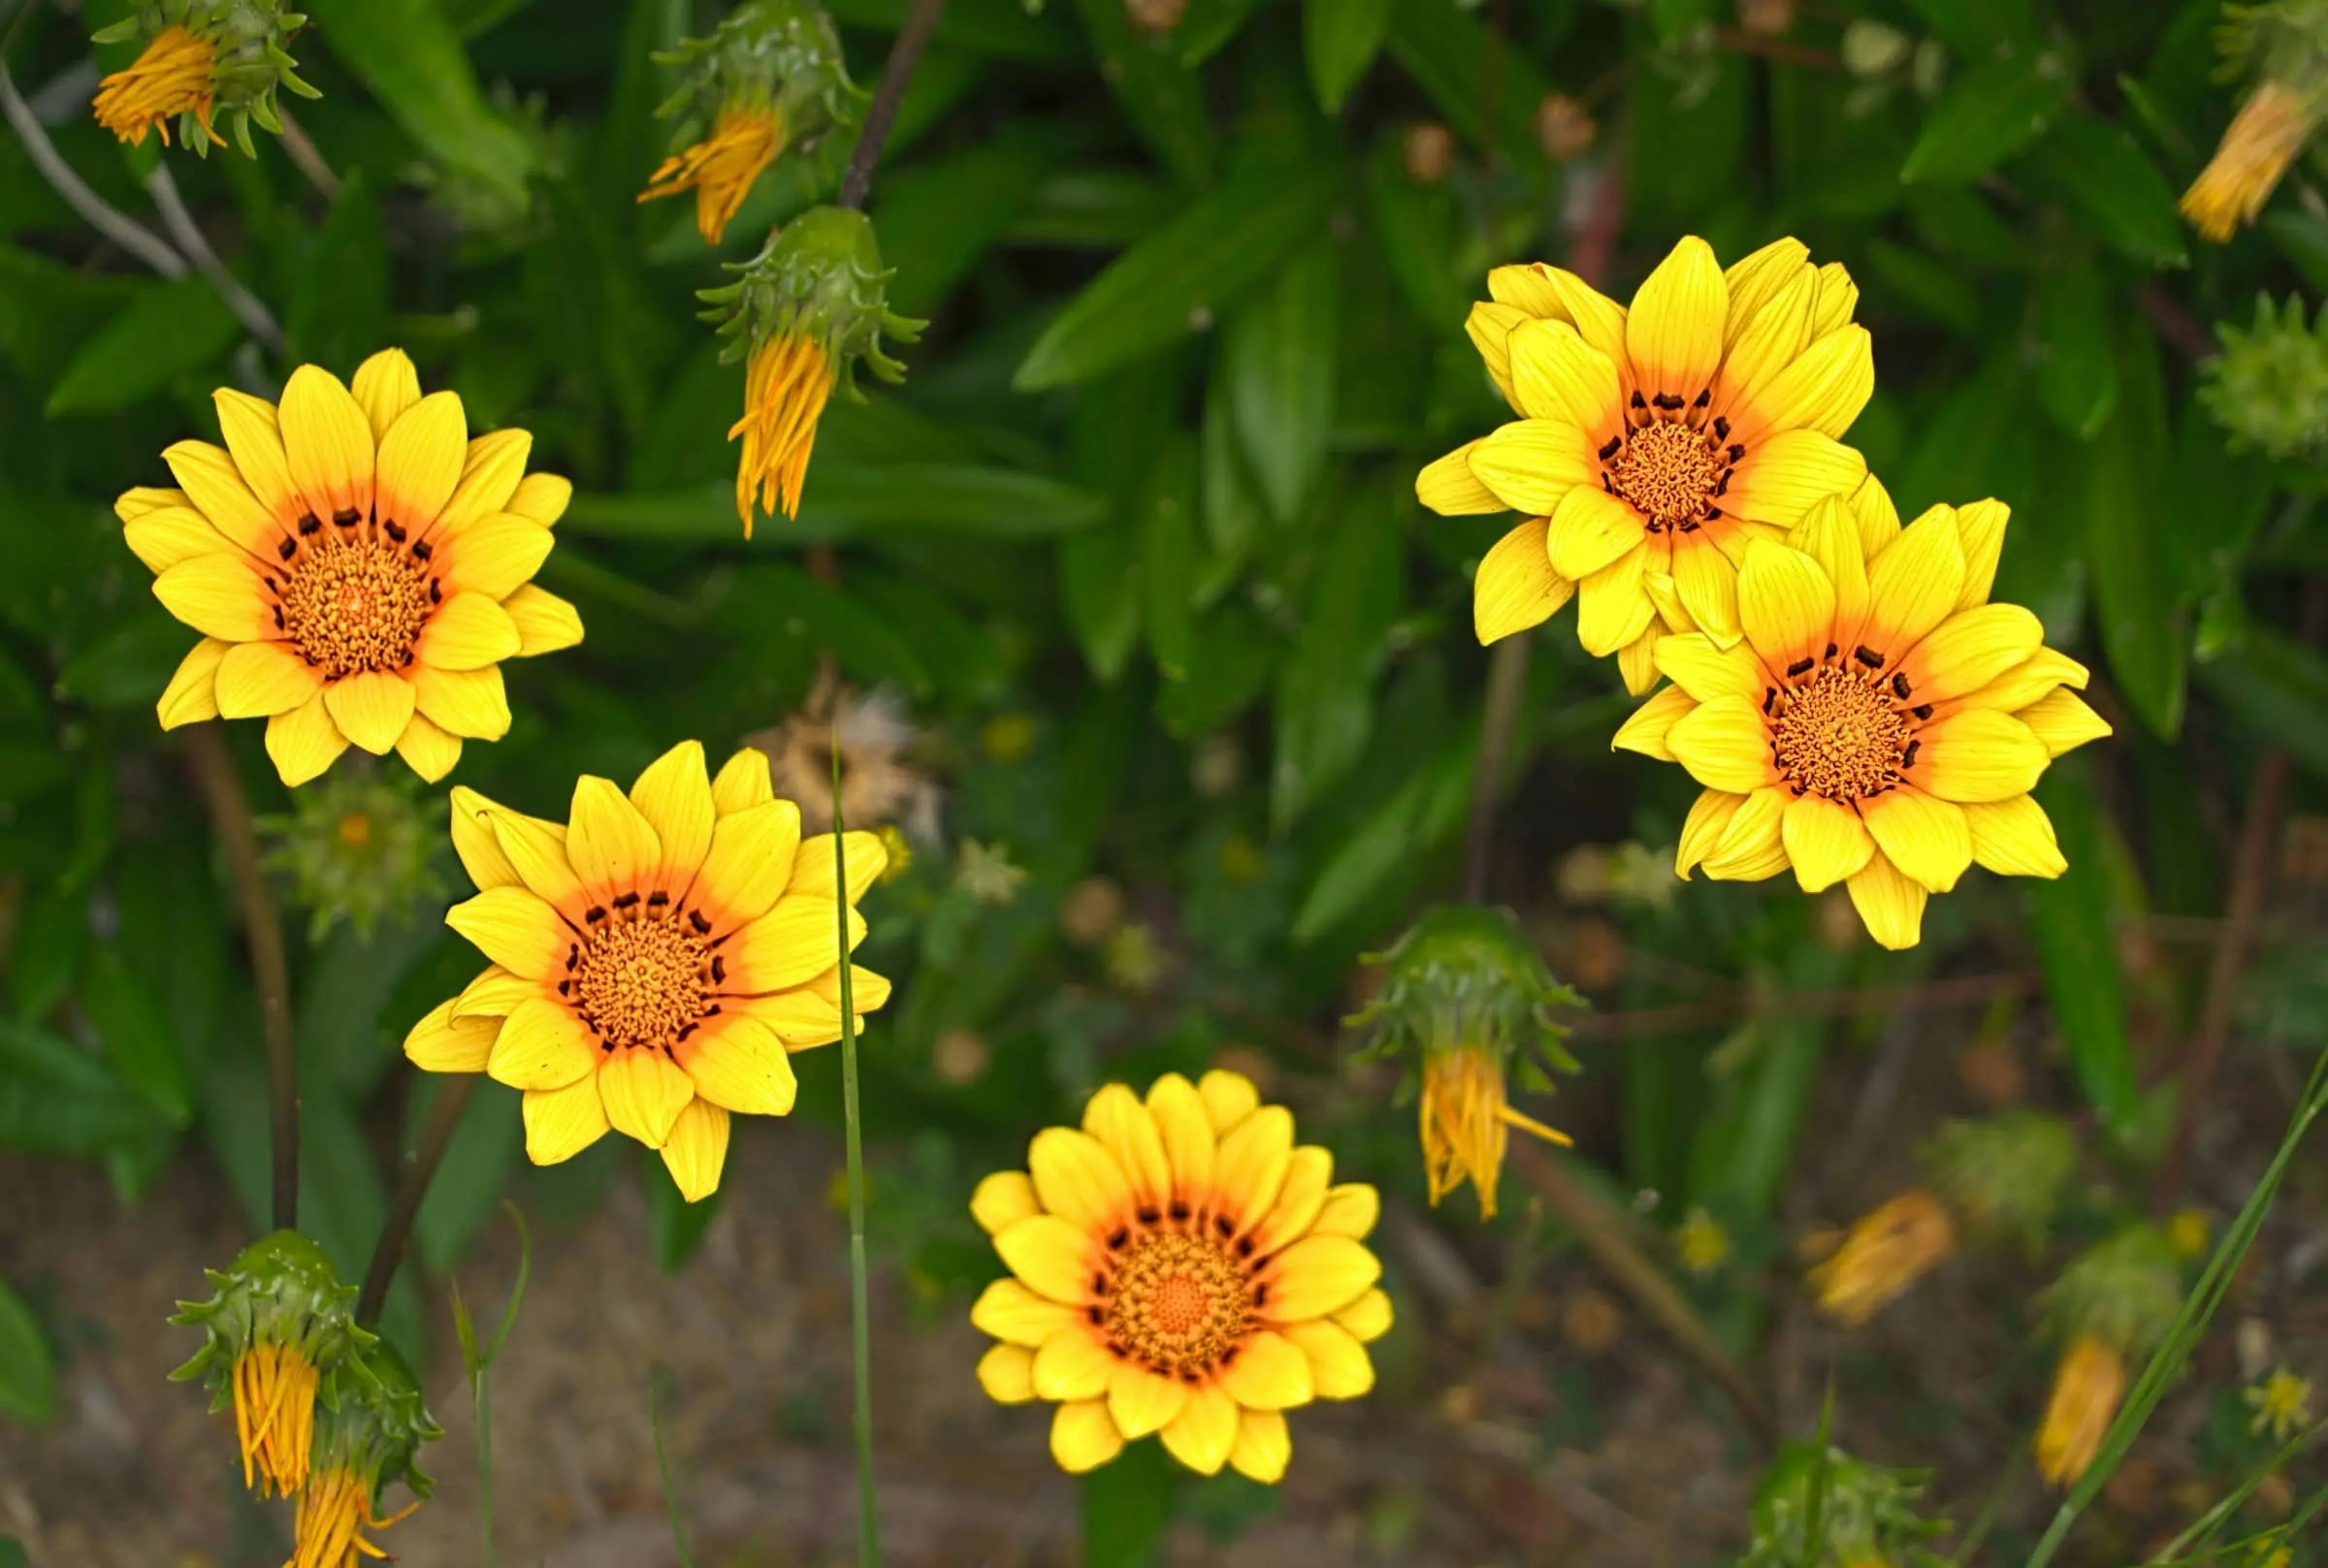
[[1462, 637, 1531, 902], [275, 108, 344, 202], [184, 726, 300, 1231], [836, 0, 947, 211], [1569, 970, 2033, 1041], [1709, 28, 1844, 71], [2137, 284, 2217, 366], [1509, 1141, 1775, 1443], [357, 1072, 479, 1325]]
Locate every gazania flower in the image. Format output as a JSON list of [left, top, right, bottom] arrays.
[[1419, 236, 1874, 694], [640, 106, 783, 244], [2035, 1333, 2126, 1487], [287, 1341, 438, 1568], [1806, 1190, 1956, 1327], [90, 0, 321, 157], [170, 1231, 372, 1498], [2185, 79, 2320, 241], [122, 349, 583, 787], [1613, 489, 2110, 947], [2033, 1223, 2182, 1487], [969, 1070, 1391, 1482], [403, 740, 890, 1201]]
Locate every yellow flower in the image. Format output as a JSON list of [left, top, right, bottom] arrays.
[[2166, 1206, 2211, 1260], [1807, 1189, 1957, 1327], [1418, 236, 1875, 694], [122, 349, 583, 787], [1613, 490, 2109, 948], [91, 24, 215, 146], [403, 740, 891, 1201], [287, 1464, 417, 1568], [2247, 1367, 2314, 1443], [2182, 81, 2317, 242], [638, 105, 784, 245], [1419, 1043, 1571, 1221], [1675, 1206, 1732, 1276], [2035, 1333, 2126, 1487], [730, 331, 834, 533], [968, 1069, 1392, 1482]]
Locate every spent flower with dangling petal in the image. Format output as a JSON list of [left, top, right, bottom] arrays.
[[1345, 905, 1582, 1220], [260, 770, 447, 942], [1740, 1442, 1953, 1568], [699, 206, 925, 533], [2201, 294, 2328, 458], [640, 0, 863, 244], [2034, 1224, 2184, 1487], [169, 1230, 373, 1498], [91, 0, 321, 156], [286, 1340, 440, 1568], [2182, 2, 2328, 240]]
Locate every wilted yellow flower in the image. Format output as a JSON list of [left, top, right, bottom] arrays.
[[1807, 1189, 1956, 1326], [640, 107, 784, 245], [89, 0, 320, 155], [92, 25, 215, 145], [733, 331, 834, 527], [2247, 1368, 2314, 1443], [968, 1070, 1390, 1482], [1418, 236, 1874, 694], [123, 349, 581, 786], [403, 741, 890, 1201], [2183, 81, 2317, 241], [1419, 1043, 1571, 1221], [1614, 491, 2108, 947], [285, 1342, 437, 1568], [2036, 1333, 2126, 1487]]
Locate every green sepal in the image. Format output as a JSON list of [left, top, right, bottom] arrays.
[[167, 1230, 374, 1397], [95, 0, 318, 156], [2039, 1222, 2187, 1358], [651, 0, 865, 157], [312, 1339, 443, 1508], [697, 206, 926, 400]]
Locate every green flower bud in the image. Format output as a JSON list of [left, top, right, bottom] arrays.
[[653, 0, 863, 157], [699, 205, 925, 388], [313, 1339, 442, 1506], [1743, 1442, 1952, 1568], [2200, 294, 2328, 458], [258, 770, 448, 943], [1346, 904, 1582, 1082]]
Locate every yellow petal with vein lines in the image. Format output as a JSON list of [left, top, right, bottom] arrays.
[[487, 807, 584, 916], [1487, 261, 1572, 319], [1954, 647, 2091, 716], [1738, 538, 1834, 674], [722, 896, 865, 995], [1032, 1328, 1112, 1401], [1966, 795, 2067, 878], [115, 485, 186, 523], [1788, 494, 1869, 633], [1576, 541, 1656, 656], [1896, 603, 2044, 705], [1228, 1410, 1290, 1484], [451, 965, 534, 1020], [1849, 470, 1900, 557], [1083, 1084, 1172, 1209], [971, 1172, 1040, 1236], [153, 553, 272, 642], [1626, 236, 1727, 398], [1282, 1318, 1374, 1399], [1810, 262, 1859, 336], [711, 746, 774, 816], [442, 515, 554, 600], [693, 800, 804, 930], [1509, 318, 1623, 434], [1676, 788, 1744, 880], [264, 689, 348, 786], [1215, 1104, 1294, 1229], [1469, 419, 1597, 515], [1722, 237, 1810, 348], [599, 1045, 695, 1147], [158, 637, 227, 729], [522, 1075, 609, 1166], [1160, 1383, 1239, 1476], [979, 1344, 1037, 1404], [1717, 270, 1816, 430], [1655, 631, 1762, 703], [507, 471, 572, 528], [403, 998, 496, 1072], [1051, 1400, 1124, 1474], [374, 392, 467, 531], [1953, 498, 2010, 610], [350, 349, 422, 442], [215, 640, 322, 719], [1726, 430, 1867, 528], [279, 365, 375, 522], [788, 830, 887, 903], [680, 1013, 797, 1115], [1108, 1362, 1185, 1439], [1251, 1146, 1332, 1256], [1618, 623, 1663, 695], [567, 775, 662, 898], [1473, 516, 1574, 645], [440, 430, 533, 535], [1781, 792, 1875, 893], [1030, 1127, 1134, 1232], [164, 439, 279, 556], [1335, 1288, 1394, 1343], [1847, 852, 1927, 950], [485, 996, 596, 1091], [446, 884, 567, 980], [1539, 266, 1630, 367], [1258, 1233, 1380, 1323], [1701, 786, 1792, 880], [1861, 785, 1974, 893], [995, 1214, 1098, 1305], [2017, 689, 2112, 757], [1665, 694, 1780, 795], [449, 786, 521, 889], [416, 592, 522, 671], [1547, 483, 1642, 581], [1199, 1069, 1260, 1133], [972, 1277, 1076, 1345], [1672, 533, 1743, 646], [1310, 1182, 1379, 1239], [1147, 1072, 1215, 1194], [395, 712, 462, 783], [413, 662, 511, 740], [323, 669, 415, 754], [1219, 1329, 1313, 1411], [1915, 710, 2050, 803], [1611, 684, 1696, 760], [660, 1099, 728, 1200], [1416, 441, 1504, 516], [1465, 300, 1528, 407], [1746, 325, 1873, 441], [626, 742, 715, 894], [211, 389, 299, 525], [1863, 505, 1967, 655]]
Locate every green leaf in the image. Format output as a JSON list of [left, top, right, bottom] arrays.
[[1157, 605, 1276, 738], [284, 170, 390, 373], [1073, 0, 1214, 187], [2032, 270, 2118, 439], [1141, 441, 1199, 683], [1200, 358, 1268, 565], [2019, 112, 2189, 269], [1305, 0, 1392, 112], [562, 464, 1108, 542], [1365, 137, 1466, 333], [80, 942, 191, 1127], [2025, 768, 2139, 1133], [717, 565, 933, 696], [44, 275, 238, 416], [824, 0, 1077, 61], [305, 0, 536, 204], [1901, 0, 2036, 53], [0, 245, 144, 390], [1900, 49, 2074, 185], [2084, 326, 2186, 738], [0, 1019, 154, 1157], [0, 1280, 54, 1424], [52, 612, 198, 712], [1060, 524, 1143, 684], [1226, 239, 1339, 525], [873, 143, 1050, 317], [1272, 491, 1404, 828], [1015, 160, 1342, 391], [1083, 1435, 1177, 1568], [416, 1079, 526, 1273], [1383, 0, 1546, 163], [2203, 625, 2328, 779], [1291, 729, 1469, 942], [0, 1535, 26, 1568], [1178, 0, 1265, 65]]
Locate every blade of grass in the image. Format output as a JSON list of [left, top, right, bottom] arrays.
[[1797, 1377, 1836, 1568], [2142, 1419, 2325, 1564], [650, 1368, 696, 1568], [834, 726, 882, 1567], [453, 1201, 534, 1568]]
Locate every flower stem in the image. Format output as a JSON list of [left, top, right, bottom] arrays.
[[0, 49, 187, 280], [836, 0, 947, 210], [356, 1072, 478, 1325], [832, 728, 881, 1567], [183, 726, 300, 1232], [1461, 637, 1531, 902]]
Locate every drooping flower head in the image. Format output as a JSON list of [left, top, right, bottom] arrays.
[[699, 205, 924, 534], [169, 1230, 373, 1498], [123, 349, 584, 786], [1806, 1189, 1957, 1328], [91, 0, 321, 155], [2034, 1224, 2183, 1487], [260, 770, 448, 942], [286, 1340, 439, 1568], [404, 741, 890, 1201], [1739, 1442, 1952, 1568], [1344, 905, 1581, 1221], [1613, 487, 2110, 948], [969, 1071, 1390, 1482], [639, 0, 862, 244], [1419, 236, 1875, 694], [2182, 2, 2328, 241]]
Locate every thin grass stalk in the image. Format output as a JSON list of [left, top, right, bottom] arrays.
[[2142, 1419, 2324, 1564], [451, 1202, 533, 1568], [833, 727, 881, 1567], [650, 1370, 696, 1568]]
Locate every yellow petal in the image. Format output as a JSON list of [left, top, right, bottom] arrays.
[[373, 392, 467, 533], [2017, 689, 2113, 757], [1198, 1069, 1261, 1134], [1227, 1409, 1291, 1484], [1547, 483, 1643, 581], [787, 830, 888, 903], [1464, 300, 1529, 407], [1032, 1328, 1113, 1401], [412, 663, 511, 740], [1575, 541, 1656, 656], [692, 800, 805, 930], [1281, 1318, 1374, 1399], [660, 1099, 729, 1200], [1846, 852, 1927, 950], [485, 996, 596, 1091], [1051, 1399, 1125, 1474], [1676, 788, 1744, 880], [322, 669, 416, 755], [394, 712, 462, 784], [1953, 646, 2093, 716], [1625, 236, 1727, 399], [1250, 1146, 1333, 1255], [1540, 265, 1631, 365], [1656, 631, 1762, 704], [416, 592, 523, 671], [1159, 1383, 1239, 1476], [1786, 494, 1869, 634], [1781, 792, 1875, 893], [599, 1045, 695, 1147], [1473, 515, 1576, 645], [501, 583, 584, 656], [113, 485, 186, 523], [1738, 538, 1835, 675], [1665, 694, 1780, 795], [734, 966, 885, 1050], [1257, 1234, 1380, 1322], [1966, 794, 2068, 879], [1619, 622, 1664, 695], [214, 640, 322, 720], [1310, 1183, 1379, 1239], [350, 349, 422, 442], [445, 884, 568, 979], [680, 1013, 797, 1115], [971, 1277, 1076, 1345], [1083, 1084, 1173, 1210], [566, 775, 662, 902], [1146, 1072, 1215, 1194], [994, 1214, 1099, 1305], [1509, 318, 1623, 433], [1030, 1127, 1135, 1233], [1416, 441, 1505, 516], [1722, 239, 1810, 344], [1486, 261, 1572, 320], [1747, 325, 1873, 441], [712, 746, 775, 816], [1334, 1288, 1394, 1343], [157, 637, 228, 728], [1468, 420, 1598, 515], [1915, 710, 2050, 804], [447, 785, 520, 890], [1219, 1328, 1314, 1412], [163, 439, 279, 556], [1861, 784, 1974, 893], [278, 365, 376, 523], [1717, 270, 1817, 431], [1810, 261, 1859, 336], [1850, 470, 1901, 559], [1700, 785, 1793, 880], [1894, 604, 2045, 708], [971, 1171, 1041, 1236], [1726, 430, 1867, 528], [153, 553, 272, 642], [439, 430, 534, 535], [1671, 535, 1744, 648], [450, 965, 534, 1021], [1215, 1104, 1293, 1231], [263, 689, 349, 786], [522, 1074, 610, 1166], [1611, 684, 1696, 761], [487, 807, 585, 916], [1862, 504, 1968, 655], [629, 741, 715, 890], [123, 504, 237, 573], [507, 470, 572, 528], [404, 998, 496, 1072], [978, 1344, 1038, 1404], [722, 895, 864, 996], [1107, 1362, 1186, 1439], [1954, 498, 2011, 610], [441, 514, 554, 599]]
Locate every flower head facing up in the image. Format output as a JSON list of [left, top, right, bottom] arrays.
[[289, 1340, 439, 1568], [1740, 1441, 1951, 1568], [91, 0, 322, 156], [404, 741, 891, 1201], [169, 1230, 373, 1498], [641, 0, 861, 245], [123, 349, 583, 787], [1808, 1189, 1957, 1327], [969, 1070, 1390, 1482], [1614, 489, 2109, 948], [1419, 236, 1875, 693], [700, 206, 925, 534], [1345, 905, 1581, 1221]]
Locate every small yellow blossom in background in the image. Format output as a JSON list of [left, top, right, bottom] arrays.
[[1103, 922, 1166, 993], [2167, 1207, 2212, 1259], [123, 348, 582, 787], [1535, 94, 1597, 162], [874, 823, 914, 880], [1808, 1190, 1956, 1326], [1417, 236, 1875, 695], [284, 1342, 438, 1568], [403, 741, 890, 1200], [967, 1069, 1390, 1482], [2247, 1368, 2315, 1442], [1613, 490, 2108, 947], [983, 711, 1037, 761], [90, 0, 321, 156], [1675, 1207, 1732, 1276]]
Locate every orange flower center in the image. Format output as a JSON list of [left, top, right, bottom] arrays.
[[272, 528, 435, 680], [1599, 392, 1743, 533], [1099, 1230, 1253, 1380], [1768, 665, 1913, 802], [563, 908, 713, 1051]]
